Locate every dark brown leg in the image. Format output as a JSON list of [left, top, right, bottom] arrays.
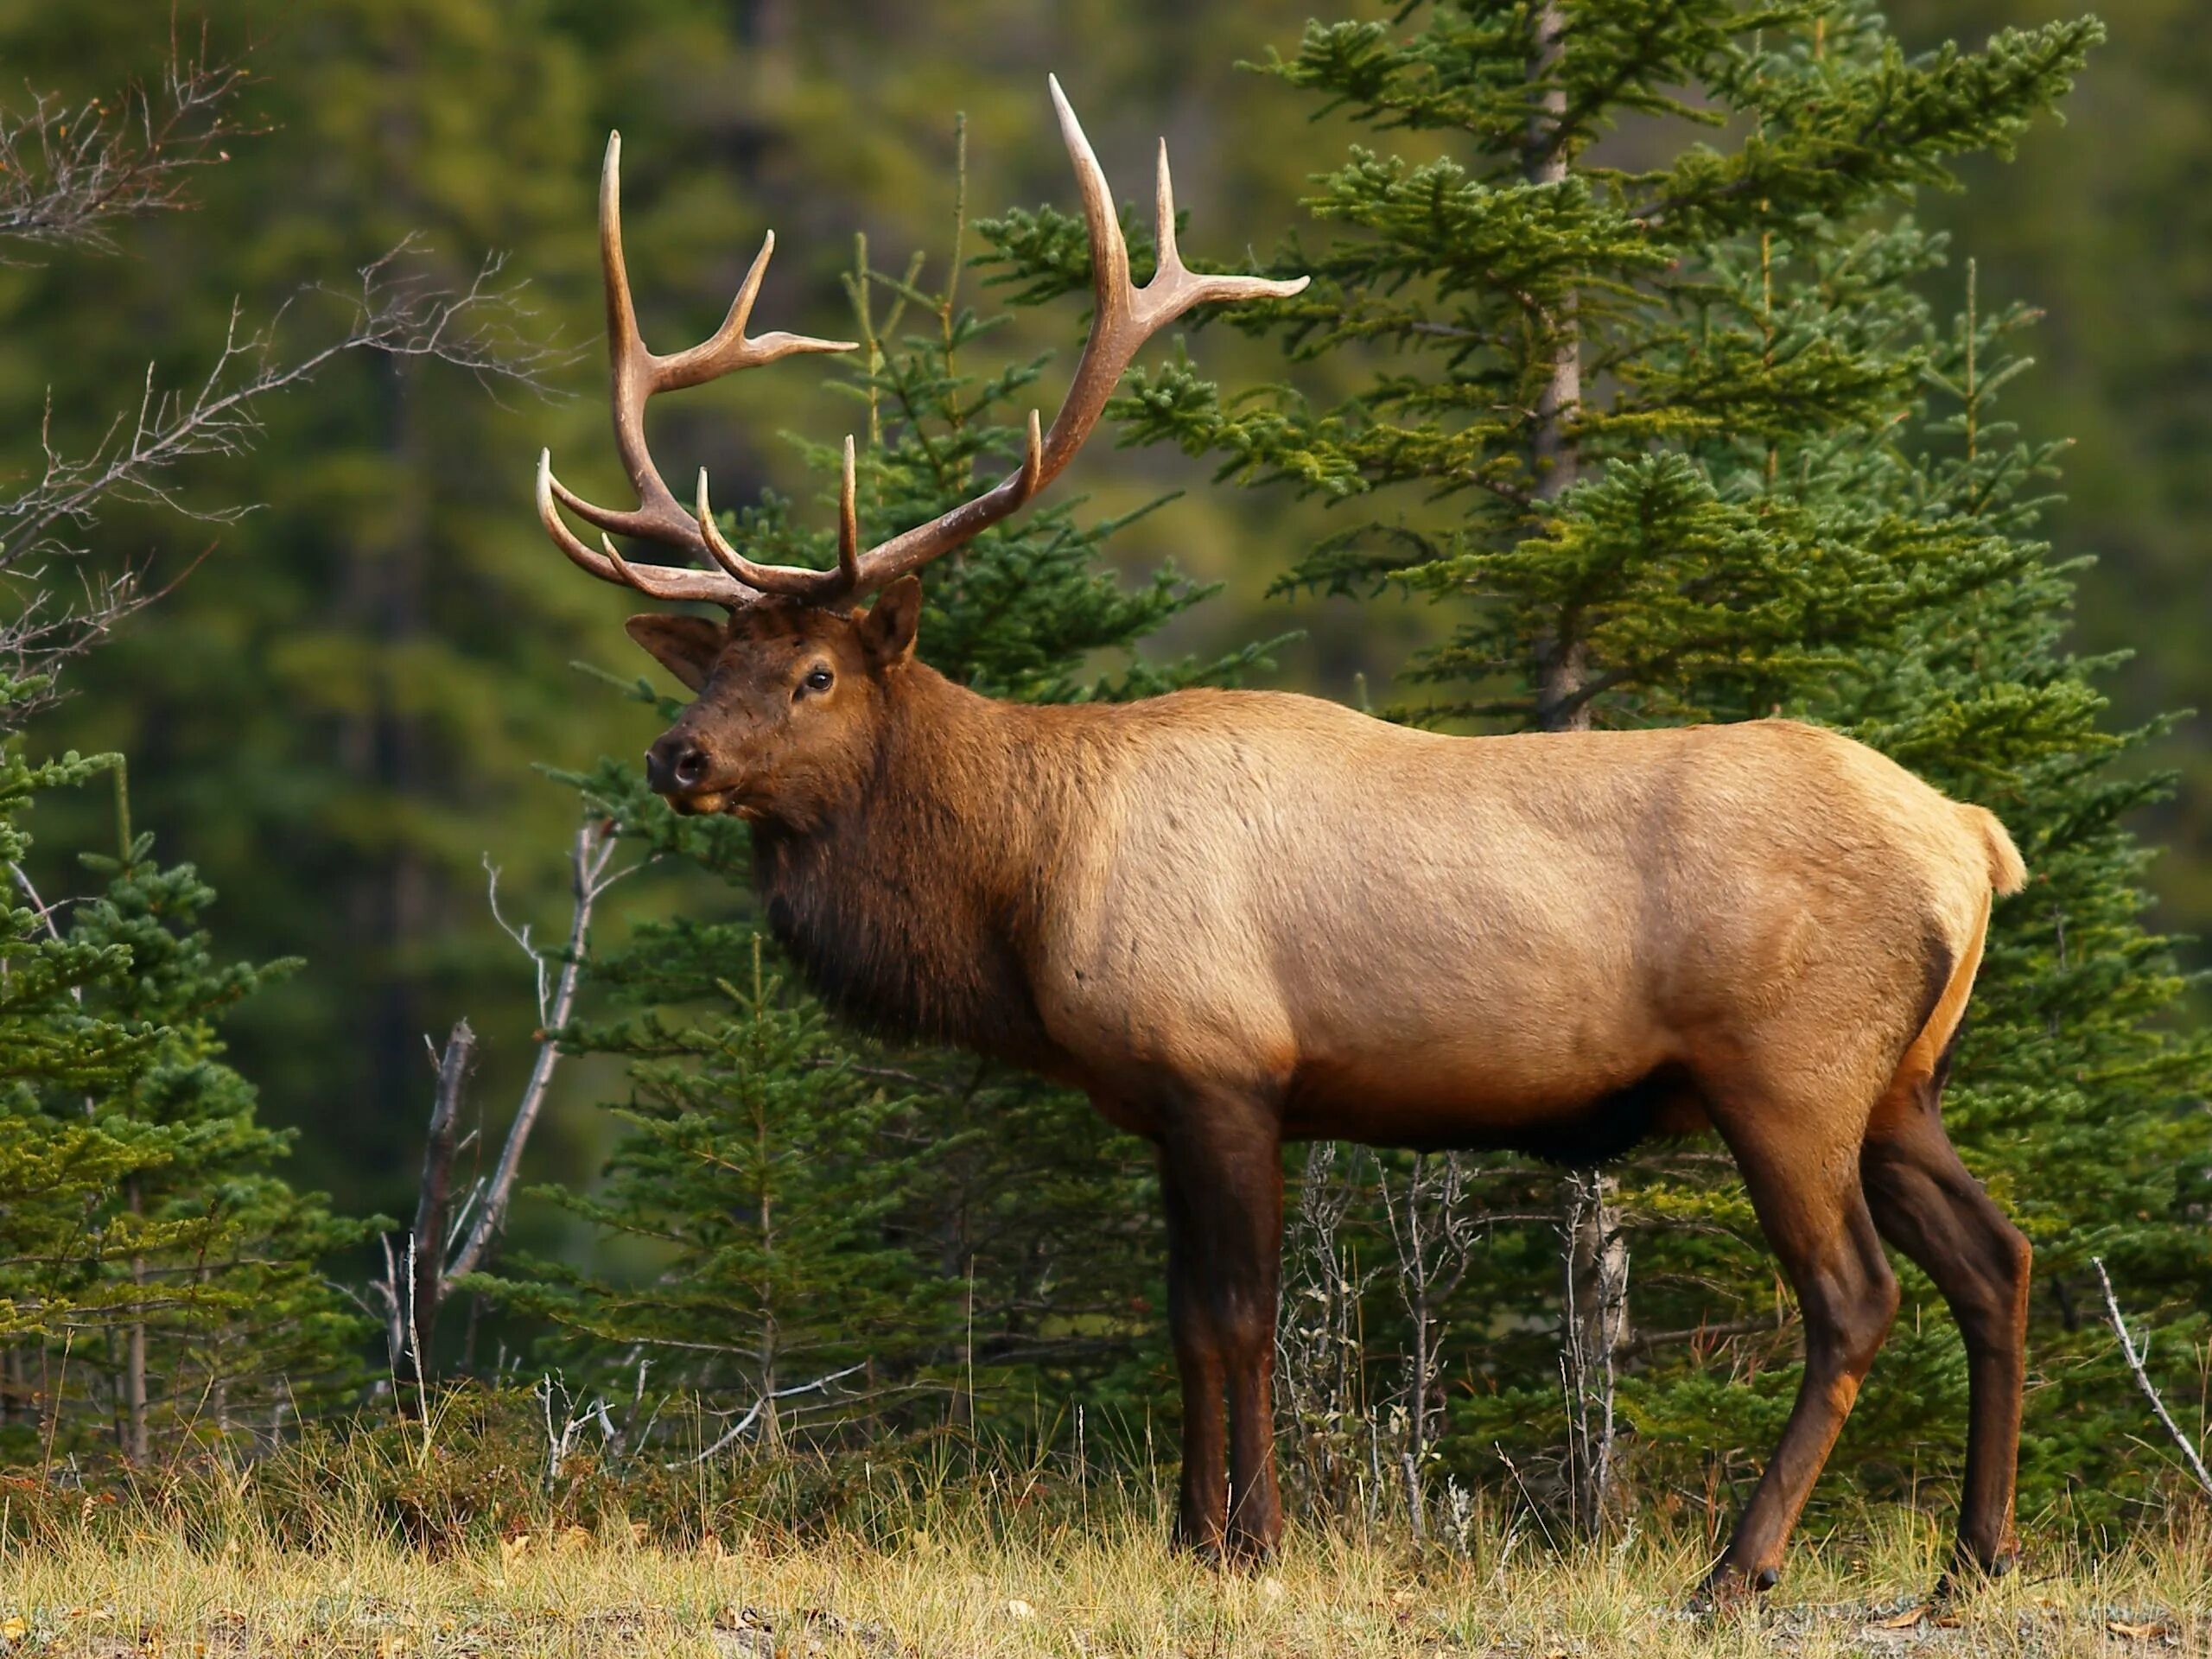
[[1860, 1105, 2031, 1581], [1704, 1117, 1900, 1598], [1159, 1096, 1284, 1561], [1160, 1152, 1228, 1555], [1223, 1166, 1283, 1560]]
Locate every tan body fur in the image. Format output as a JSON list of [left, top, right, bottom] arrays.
[[1016, 694, 2012, 1154]]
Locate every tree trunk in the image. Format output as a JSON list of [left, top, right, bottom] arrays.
[[1561, 1171, 1630, 1530], [123, 1179, 148, 1466], [391, 1020, 473, 1414], [1525, 0, 1629, 1535]]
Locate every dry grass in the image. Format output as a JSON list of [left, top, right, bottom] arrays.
[[1, 1496, 2205, 1658]]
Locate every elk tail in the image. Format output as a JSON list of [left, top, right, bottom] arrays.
[[1959, 803, 2027, 896], [1890, 886, 1997, 1109]]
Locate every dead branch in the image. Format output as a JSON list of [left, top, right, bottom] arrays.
[[1619, 1313, 1782, 1360], [1377, 1149, 1485, 1529], [383, 1021, 474, 1405], [0, 28, 249, 256], [449, 820, 625, 1281], [2091, 1257, 2212, 1500], [1561, 1167, 1630, 1536], [683, 1361, 871, 1465], [0, 240, 565, 714], [0, 35, 567, 714], [371, 819, 632, 1399]]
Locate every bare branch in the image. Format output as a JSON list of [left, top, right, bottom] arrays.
[[445, 819, 622, 1284], [377, 1021, 475, 1406], [3, 244, 558, 575], [0, 243, 567, 716], [683, 1362, 870, 1465], [2092, 1257, 2212, 1500], [483, 856, 547, 1025], [0, 28, 251, 257]]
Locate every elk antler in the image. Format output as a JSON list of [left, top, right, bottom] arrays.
[[538, 78, 1308, 610], [535, 130, 857, 604]]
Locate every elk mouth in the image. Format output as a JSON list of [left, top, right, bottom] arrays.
[[660, 785, 763, 821]]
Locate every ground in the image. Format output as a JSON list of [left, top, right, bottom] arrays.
[[1, 1510, 2204, 1657]]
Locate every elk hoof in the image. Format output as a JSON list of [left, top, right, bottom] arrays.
[[1224, 1530, 1279, 1569], [1688, 1563, 1777, 1616], [1933, 1547, 2018, 1608], [1170, 1524, 1228, 1566]]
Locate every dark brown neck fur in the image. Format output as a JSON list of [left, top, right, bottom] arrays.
[[747, 664, 1079, 1069]]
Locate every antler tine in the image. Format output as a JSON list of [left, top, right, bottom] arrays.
[[837, 435, 861, 589], [537, 451, 752, 604], [696, 468, 858, 601], [569, 130, 709, 544], [1154, 139, 1181, 277], [1141, 136, 1306, 316], [1021, 407, 1044, 497], [816, 78, 1307, 596], [658, 231, 858, 391]]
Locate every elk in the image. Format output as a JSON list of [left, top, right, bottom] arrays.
[[537, 79, 2032, 1598]]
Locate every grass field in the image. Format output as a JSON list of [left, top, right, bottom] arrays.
[[2, 1497, 2205, 1657]]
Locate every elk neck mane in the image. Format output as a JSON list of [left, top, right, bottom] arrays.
[[746, 663, 1087, 1068]]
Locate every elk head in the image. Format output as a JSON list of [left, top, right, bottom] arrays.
[[623, 580, 920, 826], [537, 78, 1306, 822]]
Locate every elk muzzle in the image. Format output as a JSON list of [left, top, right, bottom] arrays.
[[645, 728, 729, 812]]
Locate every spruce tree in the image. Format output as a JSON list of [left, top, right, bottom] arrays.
[[988, 0, 2209, 1529], [475, 932, 945, 1442], [0, 696, 162, 1446], [0, 693, 372, 1457], [61, 820, 376, 1454]]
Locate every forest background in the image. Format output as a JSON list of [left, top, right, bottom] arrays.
[[1, 0, 2208, 1554]]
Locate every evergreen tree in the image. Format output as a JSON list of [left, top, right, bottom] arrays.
[[477, 932, 945, 1442], [0, 695, 162, 1433], [0, 689, 372, 1458], [989, 0, 2209, 1528], [62, 813, 377, 1454]]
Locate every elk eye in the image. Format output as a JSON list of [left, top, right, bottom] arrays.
[[799, 666, 833, 695]]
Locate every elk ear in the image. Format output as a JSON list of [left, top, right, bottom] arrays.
[[858, 575, 922, 669], [625, 613, 724, 691]]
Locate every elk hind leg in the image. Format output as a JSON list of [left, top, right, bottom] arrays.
[[1705, 1109, 1900, 1598], [1860, 1089, 2031, 1582]]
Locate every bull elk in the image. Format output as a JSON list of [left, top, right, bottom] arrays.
[[536, 79, 2032, 1598]]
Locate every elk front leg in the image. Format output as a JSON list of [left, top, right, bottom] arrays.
[[1158, 1096, 1285, 1561]]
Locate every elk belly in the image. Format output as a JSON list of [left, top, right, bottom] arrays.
[[1282, 1049, 1709, 1164]]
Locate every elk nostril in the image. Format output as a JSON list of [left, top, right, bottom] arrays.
[[673, 747, 709, 787]]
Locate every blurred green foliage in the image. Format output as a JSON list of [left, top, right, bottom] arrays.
[[1885, 0, 2212, 984]]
